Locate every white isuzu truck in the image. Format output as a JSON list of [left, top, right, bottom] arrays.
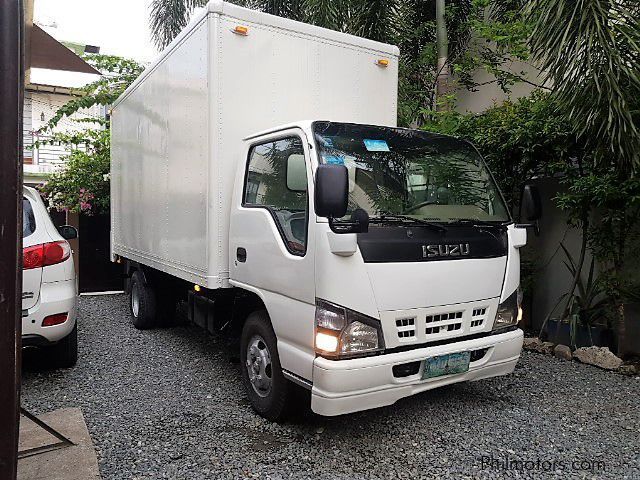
[[111, 0, 541, 420]]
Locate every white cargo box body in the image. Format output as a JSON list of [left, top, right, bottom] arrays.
[[111, 0, 399, 289]]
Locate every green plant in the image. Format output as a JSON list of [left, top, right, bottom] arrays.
[[539, 243, 611, 348], [562, 244, 611, 347], [424, 91, 575, 212], [39, 128, 110, 215], [42, 54, 144, 133], [37, 55, 144, 214]]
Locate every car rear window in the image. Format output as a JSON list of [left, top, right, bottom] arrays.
[[23, 198, 36, 238]]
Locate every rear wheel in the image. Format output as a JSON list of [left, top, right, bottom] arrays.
[[130, 270, 157, 329], [240, 310, 290, 421], [50, 324, 78, 368]]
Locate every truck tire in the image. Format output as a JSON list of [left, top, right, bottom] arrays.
[[240, 310, 290, 421], [130, 270, 157, 329], [50, 323, 78, 368]]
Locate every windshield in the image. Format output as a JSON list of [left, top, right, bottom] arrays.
[[313, 122, 510, 223]]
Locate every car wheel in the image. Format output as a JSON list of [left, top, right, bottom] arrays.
[[130, 270, 157, 329], [50, 323, 78, 368], [240, 310, 290, 421]]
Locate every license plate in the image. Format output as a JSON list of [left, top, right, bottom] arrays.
[[422, 351, 471, 379]]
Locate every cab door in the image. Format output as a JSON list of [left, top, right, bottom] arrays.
[[229, 128, 316, 380]]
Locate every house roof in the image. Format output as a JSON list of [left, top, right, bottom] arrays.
[[29, 25, 99, 75]]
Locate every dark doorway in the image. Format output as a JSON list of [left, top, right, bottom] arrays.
[[78, 213, 122, 293]]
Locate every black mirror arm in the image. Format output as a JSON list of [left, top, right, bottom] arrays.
[[514, 221, 540, 236], [328, 217, 368, 234]]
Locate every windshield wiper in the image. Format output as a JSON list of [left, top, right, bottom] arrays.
[[371, 213, 447, 232], [447, 219, 509, 228]]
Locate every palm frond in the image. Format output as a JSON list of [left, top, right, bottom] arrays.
[[526, 0, 640, 169], [149, 0, 208, 49]]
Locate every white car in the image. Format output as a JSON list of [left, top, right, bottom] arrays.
[[22, 186, 78, 367]]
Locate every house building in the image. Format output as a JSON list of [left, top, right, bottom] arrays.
[[23, 23, 103, 186]]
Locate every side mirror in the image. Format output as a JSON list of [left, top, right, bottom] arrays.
[[314, 165, 368, 234], [315, 164, 348, 218], [517, 184, 542, 235], [58, 225, 78, 240], [286, 153, 307, 192]]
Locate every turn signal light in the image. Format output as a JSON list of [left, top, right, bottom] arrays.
[[23, 241, 71, 270], [233, 25, 249, 35], [376, 58, 389, 67], [42, 313, 68, 327]]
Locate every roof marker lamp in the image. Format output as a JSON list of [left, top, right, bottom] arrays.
[[376, 58, 389, 67], [233, 25, 249, 35], [314, 299, 384, 358]]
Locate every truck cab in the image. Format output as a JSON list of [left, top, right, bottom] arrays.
[[228, 120, 539, 418]]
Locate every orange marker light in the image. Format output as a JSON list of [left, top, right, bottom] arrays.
[[233, 25, 249, 36], [376, 58, 389, 67]]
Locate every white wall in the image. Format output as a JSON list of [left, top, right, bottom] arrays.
[[23, 89, 105, 181]]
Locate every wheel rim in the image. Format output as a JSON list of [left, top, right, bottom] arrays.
[[131, 282, 140, 318], [246, 334, 273, 398]]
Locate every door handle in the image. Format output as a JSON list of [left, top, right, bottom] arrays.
[[236, 247, 247, 263]]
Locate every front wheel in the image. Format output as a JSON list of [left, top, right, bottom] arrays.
[[240, 311, 290, 421]]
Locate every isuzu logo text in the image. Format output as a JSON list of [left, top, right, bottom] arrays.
[[422, 243, 470, 258]]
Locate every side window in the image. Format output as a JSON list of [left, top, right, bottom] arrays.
[[23, 198, 36, 238], [244, 137, 309, 256]]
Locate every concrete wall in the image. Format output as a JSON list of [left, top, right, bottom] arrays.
[[455, 59, 546, 113], [524, 178, 593, 330]]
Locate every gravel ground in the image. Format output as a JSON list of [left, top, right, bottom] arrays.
[[22, 294, 640, 479]]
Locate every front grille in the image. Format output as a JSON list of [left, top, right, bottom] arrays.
[[470, 306, 489, 329], [382, 299, 500, 349], [395, 317, 416, 341], [424, 310, 463, 338]]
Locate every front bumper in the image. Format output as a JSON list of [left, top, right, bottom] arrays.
[[22, 279, 78, 344], [311, 328, 523, 416]]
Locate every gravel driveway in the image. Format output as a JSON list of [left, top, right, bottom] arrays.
[[22, 294, 640, 479]]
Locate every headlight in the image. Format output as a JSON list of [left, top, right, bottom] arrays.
[[493, 288, 522, 330], [314, 299, 384, 358]]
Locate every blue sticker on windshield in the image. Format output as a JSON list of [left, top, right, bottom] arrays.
[[325, 155, 344, 165], [321, 137, 334, 147], [363, 139, 390, 152]]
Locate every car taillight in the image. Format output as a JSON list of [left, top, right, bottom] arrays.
[[44, 241, 71, 266], [23, 244, 45, 269], [23, 241, 71, 270], [42, 313, 68, 327]]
